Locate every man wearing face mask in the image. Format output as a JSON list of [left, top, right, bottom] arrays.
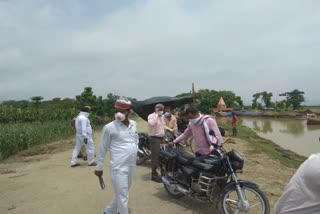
[[163, 106, 178, 134], [172, 105, 222, 157], [70, 106, 96, 167], [94, 97, 138, 214], [148, 103, 165, 183]]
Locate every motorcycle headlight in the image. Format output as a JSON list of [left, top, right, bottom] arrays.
[[232, 160, 244, 171], [228, 150, 244, 170]]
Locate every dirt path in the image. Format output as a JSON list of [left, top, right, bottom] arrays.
[[0, 118, 297, 214]]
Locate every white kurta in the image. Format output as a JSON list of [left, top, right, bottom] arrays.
[[96, 120, 138, 214], [274, 153, 320, 214], [70, 111, 95, 165]]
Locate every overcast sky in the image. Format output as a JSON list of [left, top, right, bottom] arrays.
[[1, 0, 319, 105]]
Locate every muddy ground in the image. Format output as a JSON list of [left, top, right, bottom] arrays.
[[0, 117, 297, 214]]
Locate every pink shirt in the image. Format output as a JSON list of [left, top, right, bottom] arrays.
[[148, 112, 165, 137], [173, 117, 220, 155]]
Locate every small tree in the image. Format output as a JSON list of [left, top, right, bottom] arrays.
[[30, 96, 43, 108], [75, 87, 97, 110], [275, 100, 288, 111], [94, 96, 105, 117], [252, 91, 273, 109], [252, 93, 262, 109], [279, 89, 305, 110], [105, 93, 117, 117], [52, 97, 61, 102], [261, 91, 273, 108], [233, 96, 244, 109]]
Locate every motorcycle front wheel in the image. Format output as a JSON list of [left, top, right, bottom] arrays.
[[219, 185, 270, 214]]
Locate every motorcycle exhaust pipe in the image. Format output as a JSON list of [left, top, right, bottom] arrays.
[[161, 176, 171, 185], [161, 177, 189, 195], [138, 148, 145, 155], [176, 185, 189, 195]]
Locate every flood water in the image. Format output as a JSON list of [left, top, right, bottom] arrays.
[[217, 116, 320, 157]]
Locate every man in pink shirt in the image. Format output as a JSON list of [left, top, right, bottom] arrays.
[[173, 105, 222, 157], [148, 103, 165, 182]]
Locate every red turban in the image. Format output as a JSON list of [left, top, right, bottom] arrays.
[[114, 97, 131, 109]]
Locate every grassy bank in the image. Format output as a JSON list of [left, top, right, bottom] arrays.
[[0, 121, 75, 160], [219, 124, 306, 168]]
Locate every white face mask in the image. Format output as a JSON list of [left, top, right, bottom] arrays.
[[189, 117, 201, 125], [115, 112, 126, 122], [157, 111, 164, 116], [164, 112, 171, 117]]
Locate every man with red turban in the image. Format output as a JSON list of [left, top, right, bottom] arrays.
[[94, 97, 138, 214]]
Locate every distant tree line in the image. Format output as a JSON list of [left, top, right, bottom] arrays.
[[176, 88, 306, 113], [176, 89, 244, 114], [252, 89, 305, 110], [1, 87, 307, 124], [0, 87, 117, 124]]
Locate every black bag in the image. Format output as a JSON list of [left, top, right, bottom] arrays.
[[219, 127, 225, 136]]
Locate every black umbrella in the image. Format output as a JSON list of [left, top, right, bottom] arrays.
[[129, 96, 194, 121]]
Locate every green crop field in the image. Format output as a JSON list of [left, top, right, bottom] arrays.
[[0, 121, 74, 160]]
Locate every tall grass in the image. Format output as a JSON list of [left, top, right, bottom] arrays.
[[0, 121, 74, 160], [0, 107, 77, 123]]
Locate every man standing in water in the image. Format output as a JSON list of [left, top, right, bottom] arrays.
[[94, 97, 138, 214]]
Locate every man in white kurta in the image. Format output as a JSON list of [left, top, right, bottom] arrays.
[[70, 106, 95, 167], [274, 153, 320, 214], [95, 97, 138, 214]]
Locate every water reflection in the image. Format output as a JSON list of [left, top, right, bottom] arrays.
[[306, 125, 320, 131], [279, 120, 305, 136], [216, 116, 320, 157], [252, 120, 273, 134], [246, 118, 304, 136]]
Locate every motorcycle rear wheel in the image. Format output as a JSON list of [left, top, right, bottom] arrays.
[[136, 152, 147, 165], [219, 185, 270, 214], [163, 173, 185, 199]]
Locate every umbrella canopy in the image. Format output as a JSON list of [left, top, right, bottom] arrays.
[[129, 96, 194, 121]]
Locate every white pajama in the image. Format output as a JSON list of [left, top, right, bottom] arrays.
[[70, 111, 95, 165], [96, 120, 138, 214], [71, 134, 95, 165]]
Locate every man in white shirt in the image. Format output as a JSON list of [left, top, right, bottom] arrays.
[[274, 153, 320, 214], [70, 106, 96, 167], [94, 97, 138, 214]]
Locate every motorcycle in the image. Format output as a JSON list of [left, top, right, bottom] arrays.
[[136, 132, 152, 165], [159, 143, 270, 213], [136, 130, 189, 165]]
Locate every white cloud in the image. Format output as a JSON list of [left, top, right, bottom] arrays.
[[0, 0, 320, 104]]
